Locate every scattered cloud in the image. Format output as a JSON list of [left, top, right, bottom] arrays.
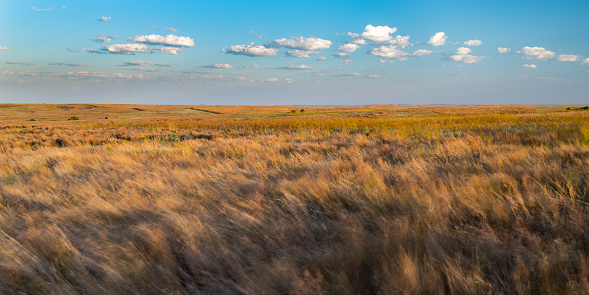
[[80, 47, 106, 54], [582, 58, 589, 65], [0, 46, 13, 50], [264, 77, 294, 83], [523, 64, 538, 68], [0, 70, 151, 81], [166, 27, 178, 33], [340, 60, 352, 63], [369, 45, 409, 60], [347, 33, 367, 45], [337, 43, 360, 53], [332, 53, 350, 59], [201, 64, 233, 69], [518, 46, 555, 60], [448, 47, 487, 63], [277, 65, 314, 70], [498, 47, 511, 53], [125, 67, 162, 72], [360, 25, 397, 42], [32, 6, 57, 12], [5, 61, 35, 66], [271, 36, 332, 51], [102, 44, 149, 55], [131, 34, 195, 47], [117, 61, 171, 67], [285, 50, 321, 58], [427, 32, 447, 46], [366, 74, 379, 79], [413, 49, 434, 56], [48, 62, 89, 67], [96, 16, 111, 22], [224, 44, 278, 57], [316, 56, 327, 61], [557, 54, 579, 62], [151, 46, 187, 55], [240, 65, 259, 69], [88, 35, 120, 43], [464, 39, 482, 46]]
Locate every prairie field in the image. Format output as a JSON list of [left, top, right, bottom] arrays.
[[1, 104, 589, 294]]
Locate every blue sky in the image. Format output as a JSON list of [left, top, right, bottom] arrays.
[[0, 0, 588, 105]]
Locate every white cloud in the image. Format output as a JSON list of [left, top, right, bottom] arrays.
[[131, 34, 194, 47], [316, 56, 327, 61], [0, 46, 13, 50], [557, 54, 579, 62], [32, 7, 55, 12], [271, 36, 332, 50], [498, 47, 511, 53], [340, 59, 352, 63], [347, 33, 367, 45], [456, 47, 472, 55], [360, 25, 397, 42], [96, 16, 111, 22], [102, 44, 149, 55], [523, 64, 538, 68], [464, 39, 482, 46], [151, 46, 186, 55], [582, 58, 589, 65], [337, 43, 360, 53], [5, 61, 35, 66], [166, 27, 178, 33], [240, 65, 258, 69], [369, 45, 409, 60], [224, 44, 278, 57], [332, 53, 350, 59], [518, 46, 555, 60], [449, 54, 486, 63], [117, 61, 170, 67], [390, 35, 411, 48], [125, 67, 162, 72], [264, 77, 294, 83], [202, 64, 233, 69], [285, 50, 321, 58], [412, 49, 433, 56], [427, 32, 447, 46], [333, 73, 362, 77], [277, 65, 314, 70], [366, 74, 379, 79]]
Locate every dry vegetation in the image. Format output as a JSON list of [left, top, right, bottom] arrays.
[[1, 104, 589, 294]]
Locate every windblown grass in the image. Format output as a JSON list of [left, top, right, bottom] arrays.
[[0, 104, 588, 294]]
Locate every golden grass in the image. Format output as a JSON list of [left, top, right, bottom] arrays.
[[0, 104, 588, 294]]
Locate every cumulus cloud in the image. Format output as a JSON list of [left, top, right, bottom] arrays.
[[427, 32, 447, 46], [96, 16, 111, 22], [523, 64, 538, 68], [518, 46, 555, 60], [131, 34, 194, 47], [412, 49, 434, 56], [48, 62, 88, 67], [332, 53, 350, 59], [5, 61, 35, 66], [277, 65, 314, 70], [117, 61, 171, 67], [557, 54, 579, 62], [347, 33, 367, 45], [337, 43, 360, 53], [360, 25, 397, 42], [316, 56, 327, 61], [369, 45, 409, 60], [201, 64, 233, 69], [448, 47, 487, 63], [224, 44, 278, 57], [285, 50, 321, 58], [464, 39, 482, 46], [271, 36, 332, 51], [456, 47, 472, 55], [0, 46, 13, 50], [582, 58, 589, 65], [498, 47, 511, 53], [102, 44, 149, 55]]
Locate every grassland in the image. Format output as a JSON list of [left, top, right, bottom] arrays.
[[1, 104, 588, 294]]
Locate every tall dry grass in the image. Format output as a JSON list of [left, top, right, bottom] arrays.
[[0, 105, 588, 294]]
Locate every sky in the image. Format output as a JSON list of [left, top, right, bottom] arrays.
[[0, 0, 588, 105]]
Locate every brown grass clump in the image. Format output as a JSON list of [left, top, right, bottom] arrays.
[[0, 104, 588, 294]]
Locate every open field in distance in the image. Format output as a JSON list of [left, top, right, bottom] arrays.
[[1, 104, 589, 294]]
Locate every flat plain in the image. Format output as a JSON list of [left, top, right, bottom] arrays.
[[1, 104, 589, 294]]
